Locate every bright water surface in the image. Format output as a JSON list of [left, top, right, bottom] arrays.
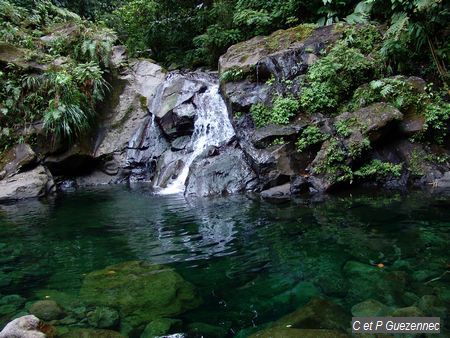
[[0, 185, 449, 337]]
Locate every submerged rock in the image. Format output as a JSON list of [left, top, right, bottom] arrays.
[[79, 261, 200, 336], [140, 318, 182, 338], [249, 328, 349, 338], [0, 315, 45, 338], [86, 307, 119, 329], [351, 299, 391, 317], [58, 327, 125, 338], [29, 300, 64, 322]]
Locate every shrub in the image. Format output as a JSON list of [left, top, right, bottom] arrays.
[[296, 125, 327, 151], [250, 96, 300, 128], [354, 160, 402, 180]]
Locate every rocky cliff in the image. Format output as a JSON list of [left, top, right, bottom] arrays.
[[0, 24, 449, 202]]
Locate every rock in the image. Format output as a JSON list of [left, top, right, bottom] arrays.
[[87, 307, 119, 329], [290, 175, 310, 195], [251, 124, 304, 149], [219, 25, 341, 81], [416, 295, 447, 318], [94, 59, 166, 159], [0, 315, 45, 338], [141, 318, 182, 338], [351, 299, 391, 317], [110, 45, 127, 68], [343, 261, 407, 305], [434, 171, 450, 188], [185, 147, 258, 196], [152, 73, 209, 138], [29, 300, 64, 321], [249, 328, 349, 338], [58, 328, 125, 338], [274, 298, 350, 331], [0, 165, 55, 202], [80, 261, 200, 335], [0, 43, 48, 71], [261, 183, 291, 200], [222, 81, 271, 112], [187, 322, 227, 338], [0, 144, 36, 180], [391, 306, 424, 317], [399, 112, 425, 135], [335, 103, 403, 143], [171, 136, 191, 151]]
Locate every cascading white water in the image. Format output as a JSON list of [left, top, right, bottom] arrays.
[[158, 84, 235, 194]]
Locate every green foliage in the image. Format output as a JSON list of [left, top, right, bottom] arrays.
[[220, 67, 249, 83], [347, 77, 450, 144], [269, 137, 286, 147], [348, 136, 371, 159], [300, 35, 384, 115], [296, 125, 327, 151], [314, 139, 353, 183], [251, 96, 300, 128], [354, 160, 402, 179], [0, 0, 111, 148], [421, 98, 450, 144], [250, 103, 271, 128]]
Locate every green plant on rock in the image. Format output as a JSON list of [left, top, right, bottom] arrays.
[[296, 125, 327, 152], [314, 139, 353, 183], [421, 98, 450, 144], [300, 41, 383, 115], [354, 160, 402, 180], [348, 137, 371, 159], [220, 67, 248, 83], [250, 96, 300, 128]]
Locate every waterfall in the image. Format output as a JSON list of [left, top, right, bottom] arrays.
[[158, 84, 235, 195]]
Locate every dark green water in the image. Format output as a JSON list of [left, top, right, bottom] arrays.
[[0, 185, 449, 337]]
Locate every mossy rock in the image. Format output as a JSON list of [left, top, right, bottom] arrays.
[[249, 327, 349, 338], [79, 261, 201, 335]]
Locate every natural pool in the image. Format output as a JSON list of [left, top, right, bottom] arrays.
[[0, 185, 449, 337]]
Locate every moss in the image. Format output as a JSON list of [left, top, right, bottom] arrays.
[[266, 24, 317, 53], [139, 96, 148, 110]]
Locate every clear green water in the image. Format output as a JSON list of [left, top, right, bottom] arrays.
[[0, 185, 449, 337]]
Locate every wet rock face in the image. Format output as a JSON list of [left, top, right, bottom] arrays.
[[185, 147, 258, 197], [151, 73, 209, 139], [79, 261, 200, 336]]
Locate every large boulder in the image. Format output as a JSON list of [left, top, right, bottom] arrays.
[[219, 25, 341, 81], [0, 165, 55, 202], [0, 315, 45, 338], [219, 24, 342, 110], [151, 73, 210, 138], [95, 60, 166, 158], [335, 102, 403, 144], [79, 261, 200, 336], [185, 147, 258, 196]]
